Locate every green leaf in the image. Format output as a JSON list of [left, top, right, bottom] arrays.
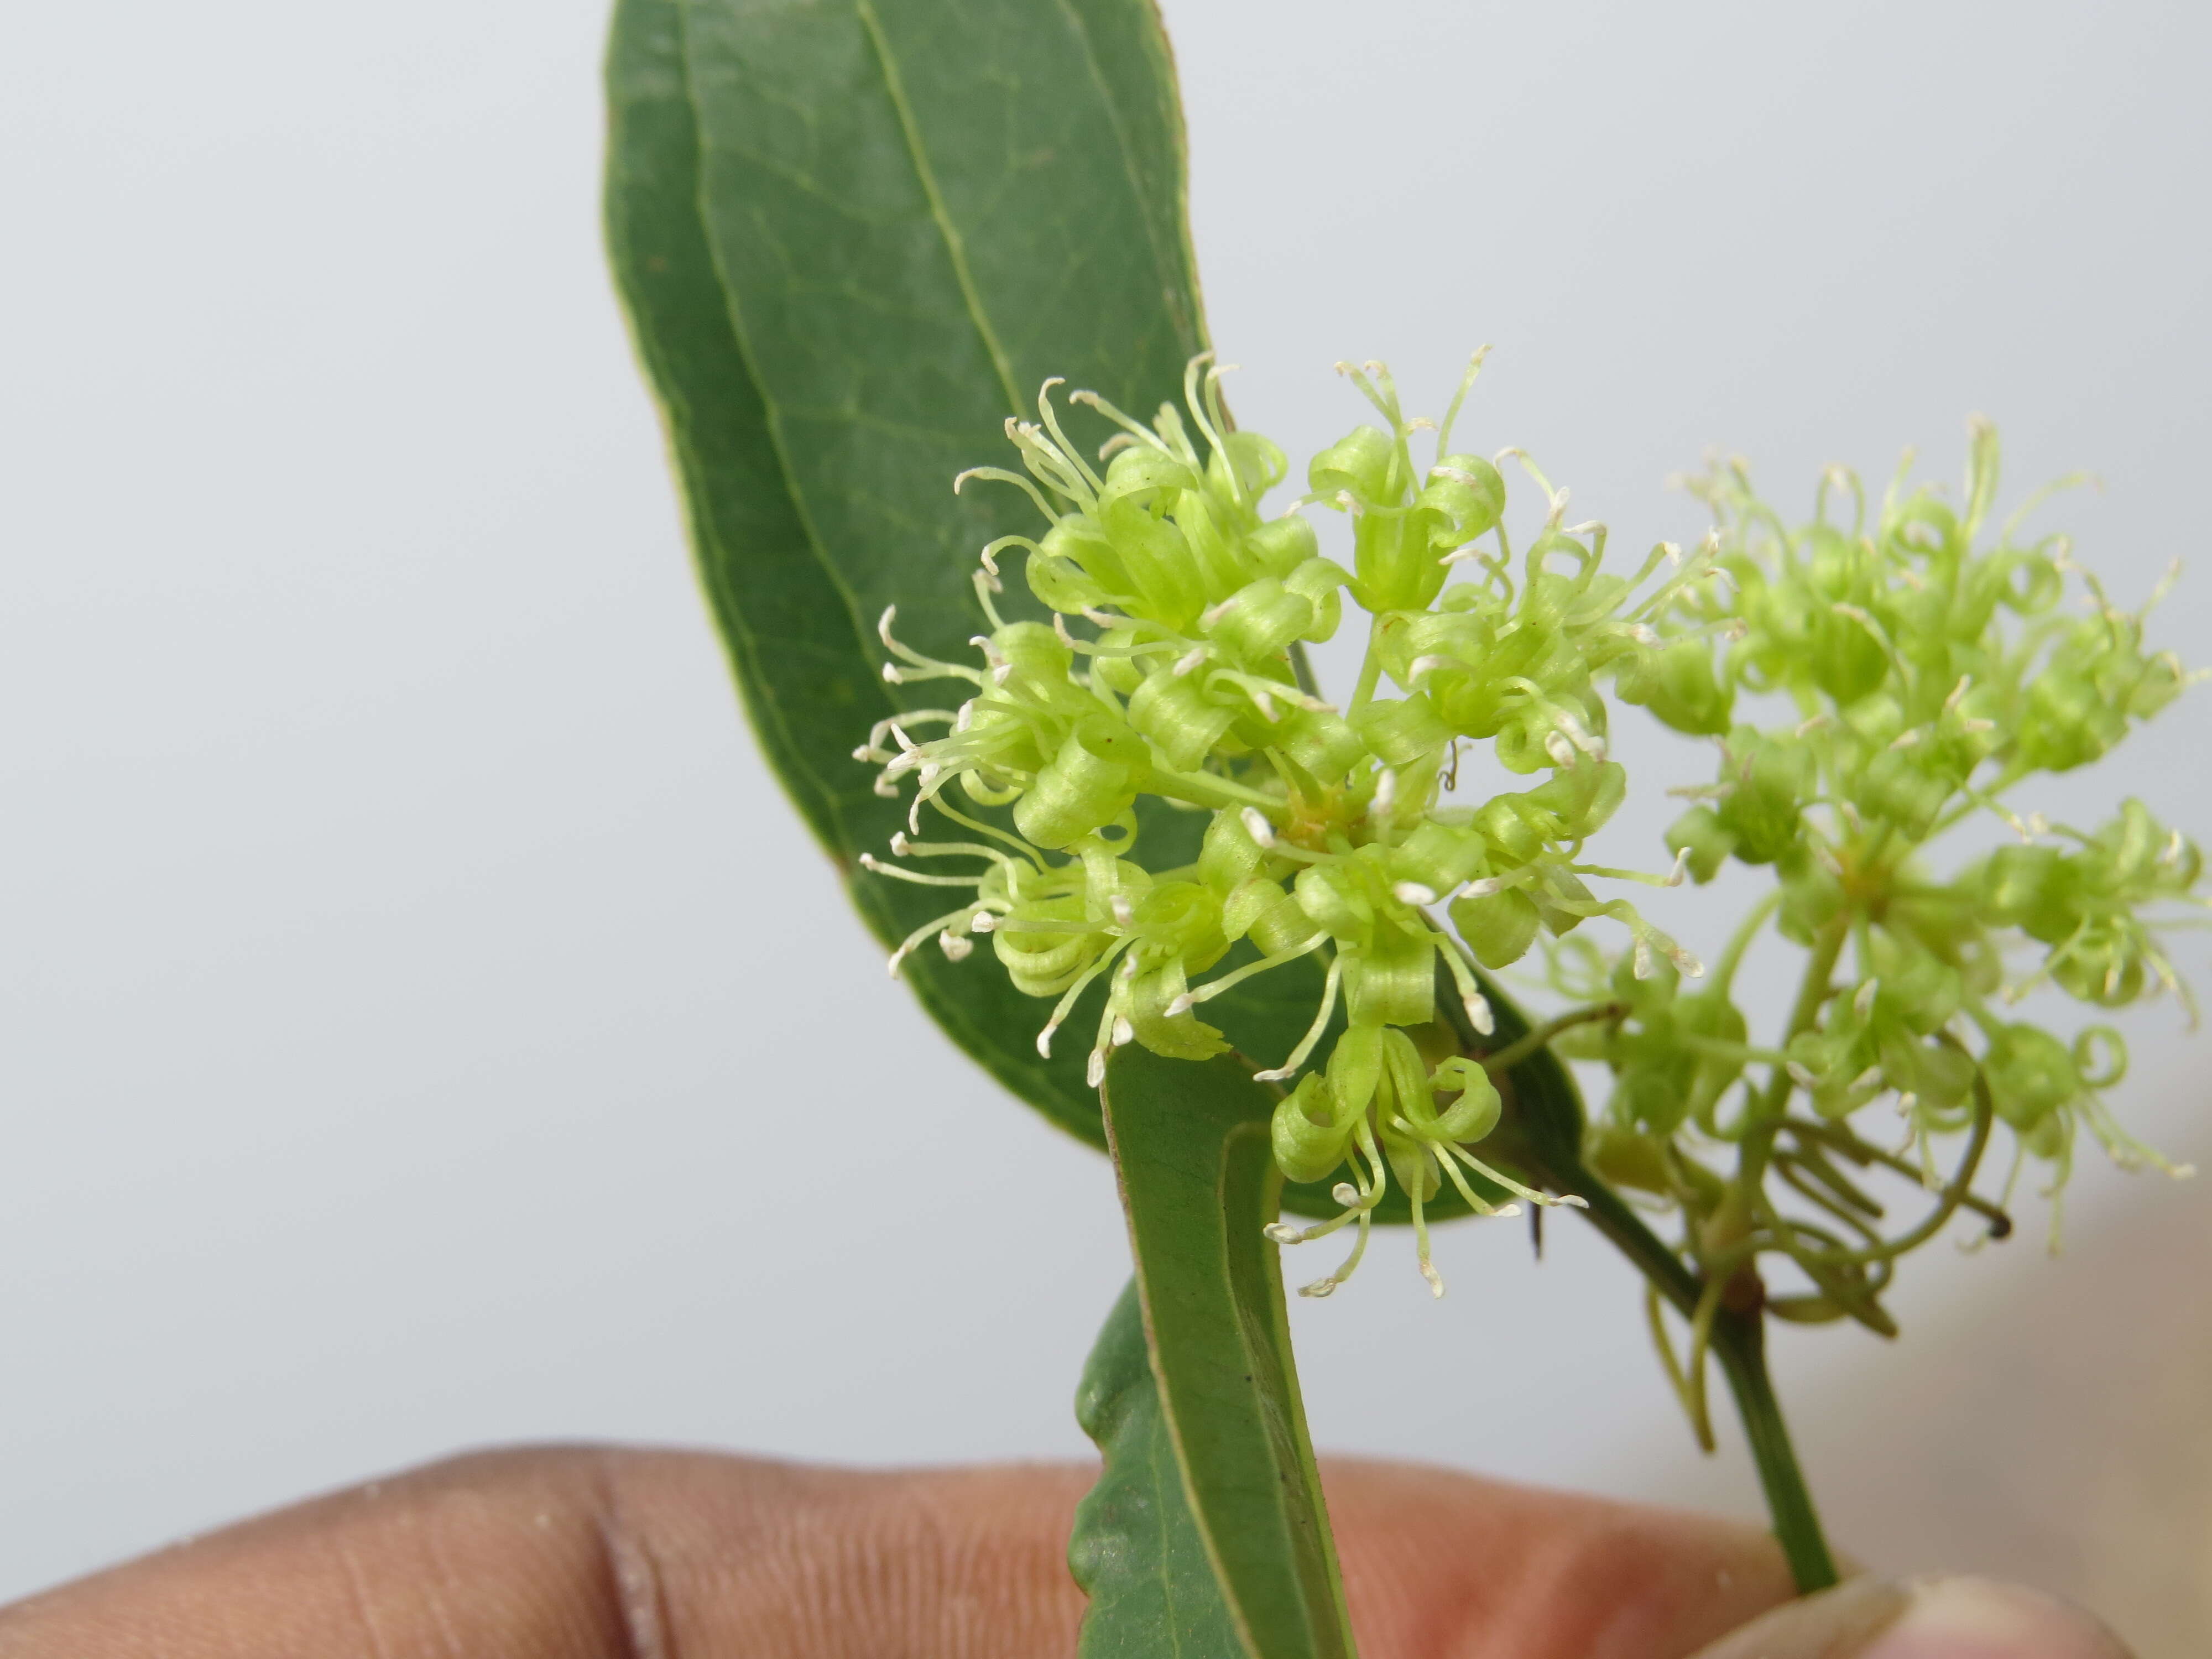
[[1070, 1280, 1246, 1659], [1084, 1047, 1357, 1659], [604, 0, 1331, 1146]]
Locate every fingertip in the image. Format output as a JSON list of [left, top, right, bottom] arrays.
[[1688, 1573, 2131, 1659]]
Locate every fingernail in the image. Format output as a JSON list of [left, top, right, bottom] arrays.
[[1691, 1574, 2130, 1659]]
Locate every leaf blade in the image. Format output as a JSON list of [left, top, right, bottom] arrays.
[[1092, 1048, 1356, 1659]]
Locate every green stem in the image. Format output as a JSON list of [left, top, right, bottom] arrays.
[[1710, 1310, 1839, 1594], [1568, 1173, 1839, 1593]]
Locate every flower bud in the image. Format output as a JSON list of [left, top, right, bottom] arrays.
[[1203, 577, 1315, 665], [1211, 430, 1288, 502], [1307, 424, 1399, 504], [1429, 1056, 1503, 1141], [2018, 665, 2127, 772], [1415, 454, 1506, 549], [1272, 1072, 1354, 1185], [1282, 557, 1349, 641], [1326, 1025, 1386, 1121], [1099, 443, 1199, 509], [1855, 747, 1953, 839], [1976, 843, 2075, 941], [1013, 719, 1142, 848], [1451, 887, 1542, 969], [1275, 705, 1369, 783], [1616, 639, 1733, 736], [1245, 513, 1319, 578], [1665, 806, 1736, 884], [1351, 509, 1447, 613], [1983, 1024, 2079, 1130], [1390, 821, 1486, 896], [1716, 732, 1814, 864], [1352, 693, 1452, 767], [1127, 669, 1237, 770], [1344, 927, 1440, 1026]]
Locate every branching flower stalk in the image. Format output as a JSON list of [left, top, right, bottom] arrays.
[[858, 355, 2203, 1592]]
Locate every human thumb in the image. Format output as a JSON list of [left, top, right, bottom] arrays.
[[1686, 1574, 2129, 1659]]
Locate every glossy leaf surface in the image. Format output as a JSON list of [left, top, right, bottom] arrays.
[[1084, 1048, 1355, 1659], [604, 0, 1336, 1146]]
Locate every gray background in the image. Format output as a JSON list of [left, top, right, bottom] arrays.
[[4, 0, 2209, 1646]]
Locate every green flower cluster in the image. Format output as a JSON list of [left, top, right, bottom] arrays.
[[1568, 426, 2200, 1368], [859, 357, 1707, 1295]]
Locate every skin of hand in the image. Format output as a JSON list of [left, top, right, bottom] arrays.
[[0, 1447, 2127, 1659]]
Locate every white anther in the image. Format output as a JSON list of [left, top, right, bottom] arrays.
[[1795, 712, 1833, 738], [1624, 624, 1663, 646], [1896, 1091, 1919, 1117], [1173, 648, 1207, 677], [1850, 1066, 1885, 1093], [1670, 945, 1707, 978], [1394, 882, 1438, 906], [2164, 829, 2187, 865], [1662, 541, 1683, 570], [1633, 938, 1655, 980], [1664, 847, 1690, 887], [1888, 728, 1922, 749], [873, 778, 899, 797], [858, 853, 886, 872], [1464, 992, 1495, 1036], [1407, 654, 1457, 677], [970, 912, 996, 933], [1298, 1280, 1338, 1298], [886, 945, 913, 979], [1111, 895, 1134, 928], [1420, 1262, 1447, 1298], [878, 605, 899, 644], [1240, 807, 1278, 848], [1786, 1062, 1820, 1090], [1405, 416, 1437, 432], [1087, 1050, 1108, 1088], [938, 931, 973, 961], [1253, 1066, 1296, 1082], [1944, 675, 1973, 712], [1372, 768, 1398, 817], [1545, 731, 1577, 767], [1200, 596, 1240, 629], [1331, 1182, 1361, 1206], [1262, 1223, 1302, 1245], [1495, 1203, 1525, 1219], [980, 543, 1002, 576], [1036, 1021, 1060, 1058], [1165, 993, 1194, 1017], [1118, 954, 1139, 980], [882, 664, 904, 684], [1459, 876, 1506, 898], [1112, 1017, 1135, 1047], [1959, 717, 1995, 734], [852, 746, 874, 761], [890, 832, 913, 855], [1854, 979, 1880, 1019]]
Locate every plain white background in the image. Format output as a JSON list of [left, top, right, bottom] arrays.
[[3, 0, 2208, 1628]]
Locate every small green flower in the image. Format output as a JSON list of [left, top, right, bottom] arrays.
[[859, 356, 1700, 1295]]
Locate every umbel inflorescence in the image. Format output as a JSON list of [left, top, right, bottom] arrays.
[[859, 354, 2202, 1319]]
